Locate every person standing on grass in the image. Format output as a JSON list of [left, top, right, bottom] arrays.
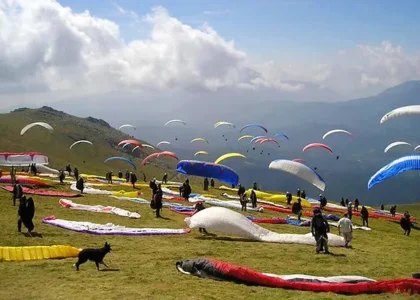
[[338, 213, 353, 248], [286, 192, 292, 206], [149, 178, 157, 200], [74, 167, 79, 180], [203, 177, 209, 191], [347, 202, 353, 220], [153, 184, 163, 218], [162, 173, 168, 184], [292, 198, 303, 221], [354, 198, 360, 211], [311, 208, 330, 254], [182, 179, 191, 202], [250, 189, 257, 208], [130, 172, 137, 188], [210, 178, 215, 188], [17, 196, 27, 232], [360, 206, 369, 227], [76, 176, 85, 194], [12, 180, 23, 206], [400, 212, 412, 236]]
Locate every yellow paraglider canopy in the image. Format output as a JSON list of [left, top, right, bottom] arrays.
[[194, 151, 209, 156], [190, 138, 209, 144], [238, 135, 254, 141], [214, 153, 246, 164]]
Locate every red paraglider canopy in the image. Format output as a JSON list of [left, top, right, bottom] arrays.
[[118, 140, 143, 148], [302, 143, 333, 154], [141, 151, 178, 166]]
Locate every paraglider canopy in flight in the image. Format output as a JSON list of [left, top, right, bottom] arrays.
[[214, 121, 235, 129], [104, 157, 136, 170], [118, 139, 143, 148], [118, 124, 136, 130], [273, 133, 289, 140], [240, 124, 268, 133], [176, 160, 239, 186], [380, 105, 420, 124], [164, 119, 186, 126], [368, 155, 420, 190], [69, 140, 93, 150], [269, 159, 326, 191], [302, 143, 333, 154], [384, 141, 413, 153], [141, 151, 178, 166], [322, 129, 352, 140], [20, 122, 53, 136], [214, 153, 247, 165], [157, 141, 171, 147], [190, 138, 209, 144], [194, 151, 209, 156], [238, 135, 254, 142]]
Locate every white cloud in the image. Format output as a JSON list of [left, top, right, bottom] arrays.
[[0, 0, 419, 107], [203, 9, 230, 15]]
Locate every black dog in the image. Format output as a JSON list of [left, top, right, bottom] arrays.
[[74, 242, 111, 271]]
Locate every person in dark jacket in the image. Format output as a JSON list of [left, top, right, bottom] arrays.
[[400, 212, 412, 236], [59, 170, 65, 184], [340, 197, 345, 207], [360, 206, 369, 227], [17, 196, 27, 232], [74, 167, 79, 180], [286, 192, 292, 206], [301, 190, 306, 199], [12, 181, 23, 206], [125, 170, 130, 183], [390, 205, 397, 217], [311, 208, 330, 254], [76, 176, 85, 194], [203, 177, 209, 191], [154, 184, 163, 217], [130, 172, 137, 188], [296, 188, 301, 197], [162, 173, 168, 184], [210, 178, 215, 188], [193, 201, 208, 234], [149, 178, 158, 199], [237, 184, 245, 198], [380, 204, 385, 211], [182, 179, 192, 202], [354, 198, 360, 211], [250, 189, 257, 208], [319, 194, 327, 210], [347, 202, 353, 220], [22, 197, 35, 234], [345, 198, 349, 206], [253, 182, 258, 190], [292, 198, 303, 221], [118, 171, 123, 179], [179, 184, 184, 197]]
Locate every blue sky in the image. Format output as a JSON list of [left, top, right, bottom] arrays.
[[58, 0, 420, 62]]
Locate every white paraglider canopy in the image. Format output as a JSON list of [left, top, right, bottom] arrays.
[[380, 105, 420, 124], [384, 141, 413, 153], [20, 122, 53, 136]]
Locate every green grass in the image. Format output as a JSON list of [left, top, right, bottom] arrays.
[[0, 181, 419, 300], [1, 107, 419, 299]]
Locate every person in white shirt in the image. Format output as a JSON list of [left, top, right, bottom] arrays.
[[337, 213, 353, 248]]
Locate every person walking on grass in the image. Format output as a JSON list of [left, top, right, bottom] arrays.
[[192, 201, 209, 234], [153, 184, 163, 218], [311, 208, 330, 254], [12, 180, 23, 206], [292, 198, 303, 222], [360, 206, 369, 227], [338, 213, 353, 248]]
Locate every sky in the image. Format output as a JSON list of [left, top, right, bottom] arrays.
[[1, 0, 420, 113]]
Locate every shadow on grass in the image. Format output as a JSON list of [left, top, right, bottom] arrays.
[[100, 268, 120, 272], [157, 216, 171, 220], [390, 221, 420, 231], [22, 232, 43, 238], [195, 235, 260, 243]]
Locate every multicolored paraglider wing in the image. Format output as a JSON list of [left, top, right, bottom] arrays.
[[176, 259, 420, 295], [368, 155, 420, 190], [118, 140, 143, 148], [176, 160, 239, 186], [141, 151, 178, 166]]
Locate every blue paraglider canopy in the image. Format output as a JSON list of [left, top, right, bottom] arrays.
[[104, 156, 137, 170], [240, 124, 268, 133], [368, 155, 420, 190], [176, 160, 239, 186]]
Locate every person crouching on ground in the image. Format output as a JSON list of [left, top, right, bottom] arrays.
[[292, 198, 303, 221], [311, 208, 330, 254], [338, 213, 353, 248], [193, 201, 209, 234]]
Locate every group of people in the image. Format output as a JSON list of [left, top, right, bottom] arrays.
[[116, 170, 138, 187], [237, 184, 258, 211]]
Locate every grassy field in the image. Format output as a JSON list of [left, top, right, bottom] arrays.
[[1, 107, 419, 299], [0, 180, 419, 300]]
